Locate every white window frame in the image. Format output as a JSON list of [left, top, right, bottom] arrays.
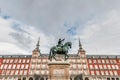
[[8, 64, 12, 69], [21, 64, 24, 69], [22, 59, 26, 63], [95, 65, 98, 69], [17, 64, 20, 69], [25, 65, 29, 69], [13, 64, 16, 69]]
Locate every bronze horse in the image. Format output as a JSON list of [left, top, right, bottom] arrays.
[[48, 42, 72, 61]]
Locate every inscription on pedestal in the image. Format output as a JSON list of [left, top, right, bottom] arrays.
[[53, 69, 64, 75]]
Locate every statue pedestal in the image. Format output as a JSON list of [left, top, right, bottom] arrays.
[[48, 61, 70, 80]]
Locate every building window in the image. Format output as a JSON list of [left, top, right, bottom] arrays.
[[78, 65, 81, 69], [107, 65, 111, 69], [109, 71, 113, 75], [4, 64, 8, 69], [82, 59, 86, 63], [99, 65, 103, 69], [105, 71, 109, 75], [25, 65, 29, 69], [17, 64, 20, 69], [24, 70, 27, 75], [6, 70, 10, 75], [106, 60, 109, 63], [93, 60, 96, 63], [84, 70, 88, 75], [38, 59, 41, 63], [6, 59, 9, 63], [113, 60, 116, 63], [110, 60, 113, 63], [90, 65, 93, 69], [77, 59, 80, 63], [73, 65, 76, 69], [112, 65, 115, 69], [114, 71, 118, 75], [103, 65, 107, 69], [14, 59, 18, 63], [13, 64, 16, 69], [115, 65, 119, 69], [101, 71, 104, 75], [0, 64, 3, 69], [27, 59, 30, 63], [94, 65, 98, 69], [3, 59, 6, 63], [42, 59, 46, 63], [31, 65, 35, 69], [73, 70, 77, 75], [41, 70, 45, 75], [41, 64, 46, 69], [96, 71, 100, 75], [19, 70, 23, 75], [46, 71, 49, 74], [32, 59, 36, 63], [8, 64, 12, 69], [36, 70, 39, 74], [2, 70, 5, 75], [15, 70, 18, 75], [102, 60, 105, 63], [98, 59, 101, 63], [23, 59, 26, 63], [78, 71, 82, 74], [10, 70, 14, 75], [91, 71, 94, 75], [21, 64, 24, 69], [19, 59, 22, 63], [83, 65, 87, 69], [10, 59, 13, 63]]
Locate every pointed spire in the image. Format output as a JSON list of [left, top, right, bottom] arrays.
[[36, 37, 40, 49], [79, 38, 82, 50]]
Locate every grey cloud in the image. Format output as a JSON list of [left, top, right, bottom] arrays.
[[1, 0, 120, 35]]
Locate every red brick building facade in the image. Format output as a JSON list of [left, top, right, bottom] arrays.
[[0, 39, 119, 80]]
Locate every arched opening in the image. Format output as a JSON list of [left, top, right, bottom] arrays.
[[85, 77, 89, 80], [70, 78, 72, 80], [116, 78, 119, 80], [112, 78, 115, 80], [74, 74, 83, 80], [40, 77, 44, 80], [46, 78, 48, 80], [18, 78, 21, 80], [107, 78, 110, 80], [29, 77, 33, 80], [23, 77, 26, 80]]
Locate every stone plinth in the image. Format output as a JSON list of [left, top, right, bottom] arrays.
[[48, 61, 70, 80]]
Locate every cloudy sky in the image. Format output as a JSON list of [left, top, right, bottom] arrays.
[[0, 0, 120, 55]]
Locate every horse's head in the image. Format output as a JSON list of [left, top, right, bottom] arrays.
[[64, 42, 72, 48]]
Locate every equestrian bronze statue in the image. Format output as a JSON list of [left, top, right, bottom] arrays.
[[48, 38, 72, 61]]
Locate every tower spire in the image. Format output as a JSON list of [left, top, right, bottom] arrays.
[[79, 38, 82, 50], [36, 37, 40, 50]]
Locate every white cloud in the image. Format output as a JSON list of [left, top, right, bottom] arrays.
[[80, 10, 120, 55], [0, 42, 29, 55], [0, 15, 57, 54]]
